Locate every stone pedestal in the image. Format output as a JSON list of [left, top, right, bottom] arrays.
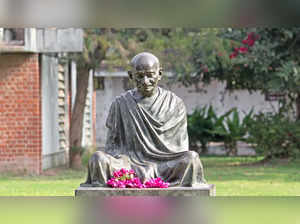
[[75, 184, 215, 197]]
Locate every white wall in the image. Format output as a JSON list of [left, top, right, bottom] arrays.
[[95, 76, 279, 148], [165, 80, 279, 116], [41, 54, 70, 170], [96, 77, 125, 148], [41, 54, 59, 157], [41, 54, 62, 170]]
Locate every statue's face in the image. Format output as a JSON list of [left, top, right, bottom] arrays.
[[133, 67, 160, 97], [131, 64, 161, 97], [129, 52, 162, 97]]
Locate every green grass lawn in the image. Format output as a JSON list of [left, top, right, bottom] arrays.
[[204, 156, 300, 196], [0, 156, 300, 196], [0, 169, 86, 196]]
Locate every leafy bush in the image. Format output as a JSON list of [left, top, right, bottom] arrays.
[[188, 106, 255, 155], [187, 105, 231, 153], [212, 108, 254, 156], [247, 113, 300, 159], [188, 106, 213, 153]]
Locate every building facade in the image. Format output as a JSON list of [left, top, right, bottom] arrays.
[[0, 28, 94, 174]]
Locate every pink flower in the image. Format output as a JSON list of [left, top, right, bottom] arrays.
[[229, 46, 249, 59], [238, 47, 248, 53], [117, 182, 126, 188], [247, 39, 255, 47], [107, 169, 169, 189], [248, 32, 259, 41], [229, 51, 238, 59], [107, 178, 119, 188], [145, 177, 169, 188], [120, 168, 127, 174], [242, 39, 248, 45], [242, 32, 259, 47], [113, 170, 122, 178]]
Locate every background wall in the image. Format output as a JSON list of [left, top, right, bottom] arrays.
[[95, 74, 279, 149]]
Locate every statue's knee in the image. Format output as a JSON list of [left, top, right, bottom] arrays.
[[186, 151, 199, 160], [89, 151, 109, 165]]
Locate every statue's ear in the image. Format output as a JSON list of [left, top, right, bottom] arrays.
[[128, 71, 133, 80], [158, 68, 163, 80]]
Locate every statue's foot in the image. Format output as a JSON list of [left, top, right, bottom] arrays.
[[191, 182, 209, 188], [80, 181, 106, 187], [80, 182, 92, 187], [91, 181, 106, 187]]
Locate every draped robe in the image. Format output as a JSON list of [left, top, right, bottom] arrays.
[[84, 87, 205, 187]]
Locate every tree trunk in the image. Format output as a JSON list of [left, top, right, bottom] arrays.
[[200, 141, 208, 155], [296, 93, 300, 121], [69, 67, 90, 169], [225, 141, 237, 156]]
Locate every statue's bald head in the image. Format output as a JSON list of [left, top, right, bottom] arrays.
[[130, 52, 160, 72], [128, 52, 162, 97]]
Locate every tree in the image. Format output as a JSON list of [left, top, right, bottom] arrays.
[[188, 28, 300, 120], [69, 29, 109, 169]]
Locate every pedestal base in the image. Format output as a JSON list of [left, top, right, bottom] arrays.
[[75, 184, 215, 196]]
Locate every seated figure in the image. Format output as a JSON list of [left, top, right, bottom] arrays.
[[84, 52, 206, 187]]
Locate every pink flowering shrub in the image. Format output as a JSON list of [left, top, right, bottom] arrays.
[[107, 168, 170, 189], [229, 32, 260, 59]]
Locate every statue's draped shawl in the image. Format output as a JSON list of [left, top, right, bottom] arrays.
[[86, 87, 205, 186], [105, 87, 189, 158]]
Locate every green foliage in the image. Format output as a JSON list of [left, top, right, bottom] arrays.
[[70, 29, 110, 70], [187, 105, 222, 153], [212, 108, 254, 155], [188, 106, 250, 154], [186, 29, 226, 86], [70, 146, 86, 156], [73, 28, 224, 79], [221, 28, 300, 95], [188, 106, 255, 155], [76, 28, 300, 110], [190, 28, 300, 119], [110, 28, 203, 75], [247, 113, 300, 159], [81, 145, 97, 167]]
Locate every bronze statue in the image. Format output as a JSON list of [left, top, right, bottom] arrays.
[[83, 52, 206, 187]]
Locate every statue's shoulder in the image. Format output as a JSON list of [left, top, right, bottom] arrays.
[[111, 89, 134, 103], [159, 87, 185, 105]]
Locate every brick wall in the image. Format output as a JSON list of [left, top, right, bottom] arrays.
[[0, 53, 42, 174]]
